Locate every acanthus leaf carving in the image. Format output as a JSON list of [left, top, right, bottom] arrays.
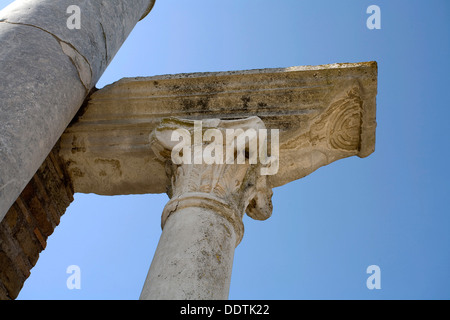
[[150, 117, 274, 246]]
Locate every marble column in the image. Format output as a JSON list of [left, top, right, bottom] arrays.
[[0, 0, 156, 222], [140, 117, 274, 300]]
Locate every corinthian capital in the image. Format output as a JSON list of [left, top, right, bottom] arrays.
[[149, 117, 274, 246]]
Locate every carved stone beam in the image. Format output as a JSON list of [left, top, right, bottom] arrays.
[[60, 62, 377, 196]]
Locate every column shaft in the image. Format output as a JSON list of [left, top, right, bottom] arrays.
[[0, 0, 155, 221], [142, 117, 274, 299], [140, 205, 236, 300]]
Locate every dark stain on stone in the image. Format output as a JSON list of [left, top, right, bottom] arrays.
[[257, 102, 267, 108], [197, 97, 209, 111], [241, 96, 251, 109], [70, 167, 84, 178], [181, 99, 196, 112], [94, 158, 122, 177], [68, 87, 98, 126], [70, 136, 86, 154]]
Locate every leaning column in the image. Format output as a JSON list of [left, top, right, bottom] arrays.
[[0, 0, 156, 221], [140, 117, 275, 300]]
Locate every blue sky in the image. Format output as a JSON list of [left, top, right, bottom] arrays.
[[1, 0, 449, 299]]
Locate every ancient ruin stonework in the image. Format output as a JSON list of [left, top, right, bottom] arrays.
[[60, 62, 377, 196], [0, 0, 377, 300], [0, 0, 155, 300], [0, 0, 156, 224], [0, 146, 73, 299]]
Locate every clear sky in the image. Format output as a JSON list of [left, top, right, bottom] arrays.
[[1, 0, 449, 300]]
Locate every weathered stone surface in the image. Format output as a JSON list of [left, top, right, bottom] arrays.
[[61, 62, 377, 196], [0, 58, 376, 300], [0, 0, 156, 86], [0, 0, 156, 222], [0, 250, 24, 300], [151, 116, 274, 246], [0, 145, 74, 300], [140, 205, 237, 300], [141, 117, 273, 300]]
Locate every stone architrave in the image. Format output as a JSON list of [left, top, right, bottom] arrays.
[[140, 117, 273, 299], [60, 62, 377, 196], [0, 0, 156, 222]]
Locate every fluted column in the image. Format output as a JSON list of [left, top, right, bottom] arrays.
[[140, 117, 274, 300]]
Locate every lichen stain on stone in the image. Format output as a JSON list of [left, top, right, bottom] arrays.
[[222, 223, 231, 237], [198, 97, 210, 111], [181, 99, 195, 112], [241, 96, 251, 109], [70, 135, 86, 154], [180, 97, 211, 113], [257, 102, 268, 108], [94, 158, 122, 177], [70, 167, 84, 178], [200, 249, 209, 257]]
